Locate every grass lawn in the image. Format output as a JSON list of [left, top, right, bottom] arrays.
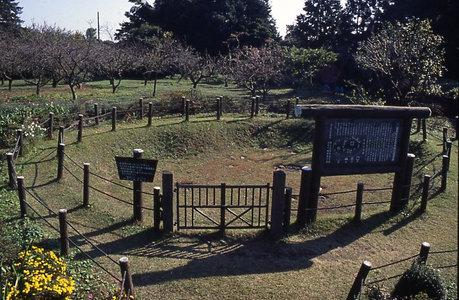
[[6, 112, 457, 299]]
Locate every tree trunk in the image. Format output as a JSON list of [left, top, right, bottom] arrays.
[[110, 79, 116, 93], [144, 79, 148, 86], [69, 85, 77, 100], [153, 73, 157, 97], [36, 83, 40, 96], [8, 79, 13, 91]]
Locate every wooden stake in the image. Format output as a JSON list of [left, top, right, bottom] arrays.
[[148, 102, 153, 127], [94, 103, 99, 125], [111, 107, 117, 132], [17, 176, 27, 218], [6, 152, 17, 189], [347, 261, 372, 300], [59, 209, 69, 256], [420, 175, 430, 213], [419, 242, 430, 263], [284, 187, 292, 232], [83, 163, 90, 207], [354, 182, 364, 223], [133, 149, 143, 222], [57, 143, 65, 181], [119, 257, 134, 295], [297, 166, 312, 228], [153, 187, 161, 232], [77, 114, 83, 143]]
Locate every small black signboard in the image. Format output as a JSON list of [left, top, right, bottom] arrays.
[[115, 156, 158, 182]]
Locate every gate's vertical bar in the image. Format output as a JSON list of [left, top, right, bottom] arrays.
[[176, 183, 180, 230], [191, 187, 195, 227], [162, 171, 174, 233], [220, 183, 226, 236], [265, 183, 270, 228], [271, 170, 286, 240]]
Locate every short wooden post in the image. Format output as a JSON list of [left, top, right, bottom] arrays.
[[57, 143, 65, 182], [420, 175, 430, 213], [77, 114, 83, 143], [297, 166, 312, 228], [133, 149, 143, 222], [347, 261, 372, 300], [250, 97, 255, 118], [440, 155, 448, 192], [153, 187, 161, 232], [354, 182, 364, 223], [442, 127, 448, 154], [148, 102, 153, 127], [418, 242, 430, 263], [401, 153, 415, 208], [6, 152, 17, 189], [286, 100, 291, 119], [446, 140, 452, 159], [48, 112, 54, 139], [139, 98, 144, 119], [58, 126, 64, 145], [255, 96, 260, 116], [283, 187, 292, 232], [216, 97, 221, 121], [271, 169, 286, 240], [162, 171, 174, 233], [181, 96, 186, 117], [59, 209, 69, 256], [16, 129, 23, 156], [111, 107, 117, 132], [422, 119, 427, 142], [416, 118, 421, 133], [119, 257, 134, 295], [17, 176, 27, 218], [83, 163, 90, 207], [94, 103, 99, 126], [185, 100, 190, 122], [220, 183, 226, 236]]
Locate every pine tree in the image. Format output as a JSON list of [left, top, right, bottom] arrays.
[[0, 0, 22, 31]]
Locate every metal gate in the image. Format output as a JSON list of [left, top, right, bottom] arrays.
[[176, 183, 271, 231]]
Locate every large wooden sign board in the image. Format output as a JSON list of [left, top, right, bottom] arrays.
[[294, 104, 431, 222], [115, 156, 158, 182]]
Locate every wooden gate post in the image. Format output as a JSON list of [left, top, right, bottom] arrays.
[[6, 152, 17, 189], [94, 103, 99, 125], [119, 257, 134, 295], [353, 182, 364, 223], [57, 143, 65, 182], [48, 112, 54, 139], [17, 129, 23, 156], [77, 114, 83, 143], [153, 187, 161, 232], [420, 175, 430, 213], [297, 166, 312, 228], [17, 176, 27, 218], [400, 153, 415, 208], [220, 183, 227, 236], [111, 107, 117, 131], [83, 163, 90, 207], [162, 171, 174, 233], [148, 102, 153, 127], [270, 169, 286, 240], [419, 242, 431, 263], [59, 209, 69, 256], [132, 149, 144, 222], [347, 261, 372, 300], [283, 187, 292, 232], [250, 97, 255, 118]]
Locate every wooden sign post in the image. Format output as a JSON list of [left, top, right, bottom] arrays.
[[295, 105, 431, 224], [115, 151, 158, 222]]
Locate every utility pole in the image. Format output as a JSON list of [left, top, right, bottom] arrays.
[[97, 12, 100, 40]]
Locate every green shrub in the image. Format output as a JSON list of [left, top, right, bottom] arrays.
[[392, 262, 446, 300]]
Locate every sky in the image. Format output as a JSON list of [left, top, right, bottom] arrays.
[[18, 0, 305, 40]]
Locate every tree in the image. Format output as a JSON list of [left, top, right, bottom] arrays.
[[0, 32, 22, 90], [286, 0, 343, 49], [116, 0, 278, 54], [0, 0, 22, 31], [228, 45, 285, 99], [176, 48, 217, 90], [342, 0, 385, 42], [285, 47, 338, 87], [355, 20, 445, 104]]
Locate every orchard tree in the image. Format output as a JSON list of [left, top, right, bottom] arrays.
[[176, 47, 217, 90], [355, 20, 445, 104], [0, 32, 22, 90], [229, 45, 285, 99]]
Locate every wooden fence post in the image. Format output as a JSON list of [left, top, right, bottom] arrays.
[[185, 100, 190, 122], [148, 102, 153, 127], [401, 153, 415, 208], [283, 187, 292, 233], [286, 100, 291, 119], [139, 98, 144, 119], [446, 140, 452, 159], [354, 182, 364, 223], [162, 171, 174, 233], [418, 242, 430, 263], [250, 97, 255, 118], [94, 103, 99, 126], [181, 96, 186, 117], [442, 127, 448, 154], [271, 169, 286, 240], [220, 183, 226, 236], [255, 96, 260, 116], [57, 143, 65, 182], [17, 129, 23, 156], [83, 163, 90, 207], [48, 112, 54, 139], [440, 155, 448, 192], [420, 175, 430, 213], [133, 149, 143, 222], [77, 114, 83, 143], [347, 261, 372, 300], [6, 152, 17, 189], [455, 116, 458, 140], [58, 126, 64, 145], [416, 118, 421, 133], [422, 119, 427, 142], [153, 187, 161, 232], [216, 97, 221, 121], [59, 209, 69, 256], [297, 166, 312, 228], [17, 176, 27, 218], [111, 107, 117, 132], [119, 257, 134, 295]]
